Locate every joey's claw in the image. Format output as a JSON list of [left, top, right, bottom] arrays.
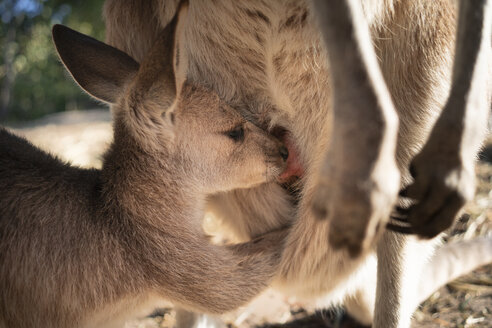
[[388, 206, 410, 223], [389, 214, 409, 223], [398, 187, 416, 199], [386, 223, 414, 234], [392, 206, 411, 218], [387, 205, 414, 234]]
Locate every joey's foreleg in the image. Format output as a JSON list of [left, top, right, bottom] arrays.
[[393, 0, 492, 238], [310, 0, 400, 256], [157, 228, 287, 314]]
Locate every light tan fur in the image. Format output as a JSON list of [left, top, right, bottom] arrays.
[[399, 0, 492, 237], [309, 0, 400, 256], [0, 6, 291, 328], [103, 1, 492, 327], [310, 0, 491, 255]]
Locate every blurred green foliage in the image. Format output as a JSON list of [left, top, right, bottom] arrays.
[[0, 0, 105, 122]]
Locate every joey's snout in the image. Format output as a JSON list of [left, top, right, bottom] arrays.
[[241, 122, 290, 185], [263, 137, 289, 182]]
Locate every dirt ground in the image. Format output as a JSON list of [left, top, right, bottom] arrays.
[[7, 109, 491, 328]]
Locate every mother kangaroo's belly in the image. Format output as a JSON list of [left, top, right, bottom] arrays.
[[185, 0, 331, 188], [186, 0, 378, 299]]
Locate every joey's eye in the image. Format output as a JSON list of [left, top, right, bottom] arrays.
[[226, 126, 244, 142]]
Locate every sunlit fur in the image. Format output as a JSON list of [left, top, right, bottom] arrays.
[[103, 1, 492, 327], [0, 7, 290, 328]]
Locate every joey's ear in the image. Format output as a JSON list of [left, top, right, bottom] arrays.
[[52, 24, 139, 104], [173, 2, 189, 93]]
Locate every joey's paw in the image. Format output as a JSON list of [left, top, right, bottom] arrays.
[[312, 167, 400, 257], [388, 156, 475, 239], [230, 226, 290, 257]]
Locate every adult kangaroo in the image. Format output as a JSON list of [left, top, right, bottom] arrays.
[[104, 0, 492, 327]]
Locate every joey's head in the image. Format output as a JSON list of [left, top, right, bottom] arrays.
[[171, 82, 288, 192], [52, 4, 288, 193]]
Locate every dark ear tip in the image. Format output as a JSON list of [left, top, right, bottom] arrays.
[[52, 24, 65, 38], [52, 24, 70, 48], [52, 24, 78, 45]]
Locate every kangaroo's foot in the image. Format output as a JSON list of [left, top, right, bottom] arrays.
[[310, 0, 400, 257], [388, 0, 492, 239]]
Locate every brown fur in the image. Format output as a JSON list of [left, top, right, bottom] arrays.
[[0, 7, 290, 328], [102, 1, 492, 327]]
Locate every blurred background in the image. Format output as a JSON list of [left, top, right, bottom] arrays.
[[0, 0, 105, 124]]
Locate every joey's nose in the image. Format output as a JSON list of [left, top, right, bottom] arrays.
[[279, 146, 289, 161]]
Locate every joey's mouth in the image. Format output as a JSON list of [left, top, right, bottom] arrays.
[[271, 126, 304, 186]]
